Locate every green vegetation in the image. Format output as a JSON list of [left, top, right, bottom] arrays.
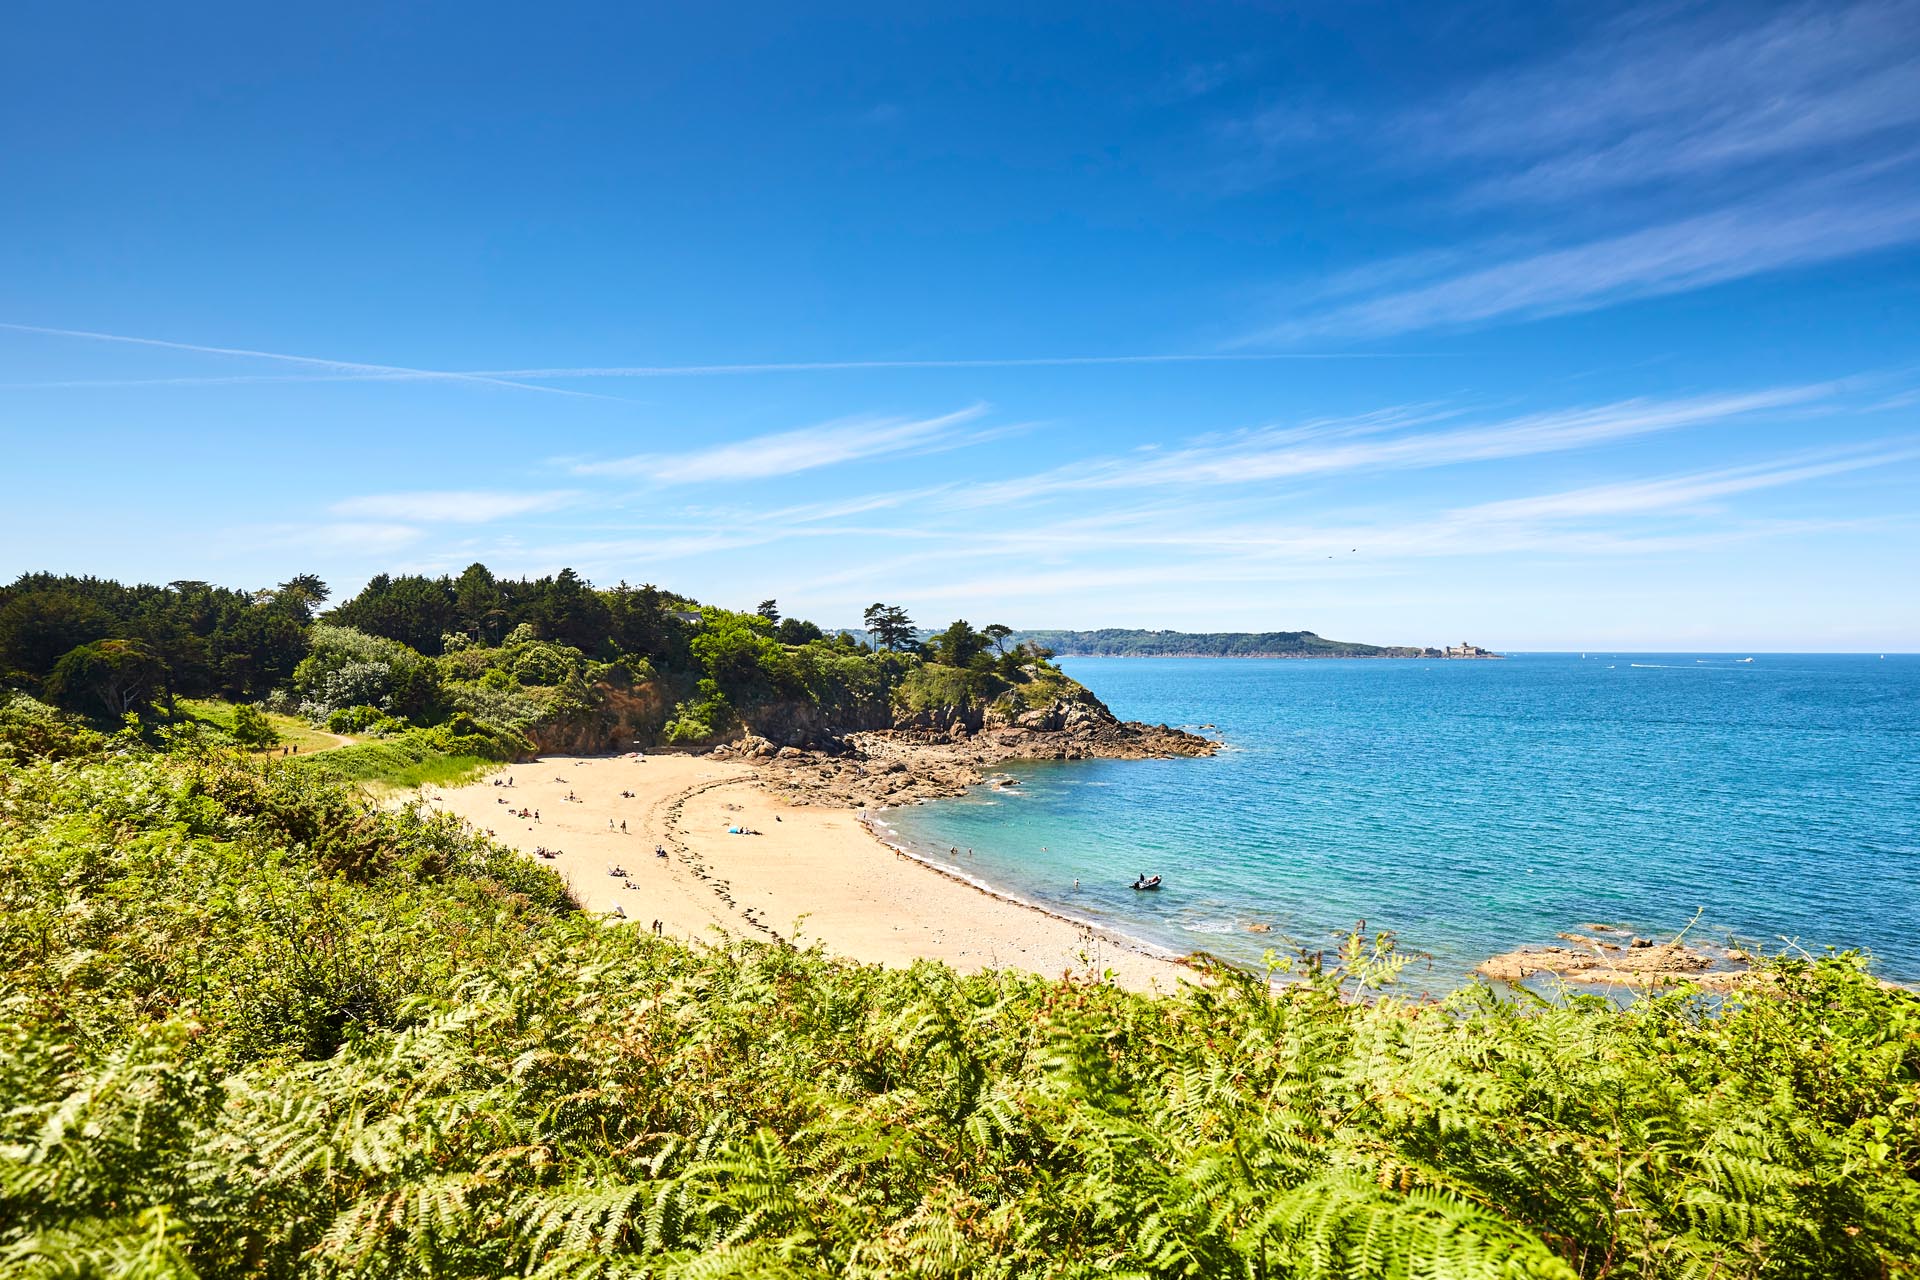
[[0, 570, 1085, 782], [1012, 628, 1427, 658], [2, 712, 1915, 1278], [175, 698, 347, 756], [0, 691, 108, 763]]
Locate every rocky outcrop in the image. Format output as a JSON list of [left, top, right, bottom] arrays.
[[728, 692, 1218, 809], [1477, 928, 1751, 989]]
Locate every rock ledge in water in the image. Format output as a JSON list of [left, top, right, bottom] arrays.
[[1477, 930, 1751, 989]]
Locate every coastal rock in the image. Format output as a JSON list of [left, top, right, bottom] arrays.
[[725, 660, 1218, 808], [752, 707, 1217, 808], [1479, 931, 1735, 988]]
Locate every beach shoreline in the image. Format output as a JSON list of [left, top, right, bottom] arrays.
[[430, 750, 1194, 993]]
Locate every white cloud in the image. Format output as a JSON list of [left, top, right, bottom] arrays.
[[1416, 0, 1920, 204], [1451, 447, 1920, 525], [1270, 184, 1920, 339], [947, 385, 1835, 507], [330, 490, 581, 523], [572, 405, 990, 482], [1225, 0, 1920, 338]]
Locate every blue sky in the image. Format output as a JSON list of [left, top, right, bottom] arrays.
[[3, 1, 1917, 649]]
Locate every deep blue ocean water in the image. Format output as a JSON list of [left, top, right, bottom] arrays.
[[880, 654, 1920, 990]]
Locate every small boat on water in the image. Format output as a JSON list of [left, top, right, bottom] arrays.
[[1131, 875, 1163, 891]]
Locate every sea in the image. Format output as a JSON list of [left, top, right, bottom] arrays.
[[877, 654, 1920, 991]]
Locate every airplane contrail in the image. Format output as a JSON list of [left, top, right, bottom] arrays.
[[468, 351, 1428, 378], [0, 322, 620, 399], [0, 320, 1437, 391]]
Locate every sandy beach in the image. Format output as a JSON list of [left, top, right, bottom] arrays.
[[430, 753, 1192, 993]]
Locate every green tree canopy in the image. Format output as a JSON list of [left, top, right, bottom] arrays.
[[862, 602, 916, 651], [46, 638, 166, 718]]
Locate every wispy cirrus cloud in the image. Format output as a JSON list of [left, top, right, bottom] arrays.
[[1453, 446, 1920, 525], [1412, 0, 1920, 206], [785, 441, 1916, 601], [571, 405, 993, 483], [1229, 0, 1920, 339], [330, 490, 582, 524], [947, 384, 1836, 508], [1266, 181, 1920, 339]]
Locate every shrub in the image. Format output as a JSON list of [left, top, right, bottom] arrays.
[[0, 691, 107, 764], [690, 609, 797, 696], [507, 638, 583, 687], [895, 660, 1002, 715], [663, 677, 732, 744], [294, 625, 441, 719], [325, 704, 409, 736], [229, 702, 280, 748]]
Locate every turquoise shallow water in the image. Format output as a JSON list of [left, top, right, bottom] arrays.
[[879, 654, 1920, 990]]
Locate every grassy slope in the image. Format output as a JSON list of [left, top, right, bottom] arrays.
[[1, 744, 1916, 1278], [176, 697, 354, 755], [180, 699, 506, 790], [288, 736, 496, 789]]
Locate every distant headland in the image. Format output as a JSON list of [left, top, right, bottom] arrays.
[[1006, 629, 1504, 659]]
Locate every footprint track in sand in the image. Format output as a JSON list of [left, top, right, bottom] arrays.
[[658, 779, 783, 943]]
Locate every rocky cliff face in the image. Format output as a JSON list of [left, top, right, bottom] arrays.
[[524, 683, 670, 756], [741, 693, 893, 747]]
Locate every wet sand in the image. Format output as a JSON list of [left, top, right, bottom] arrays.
[[430, 753, 1191, 993]]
